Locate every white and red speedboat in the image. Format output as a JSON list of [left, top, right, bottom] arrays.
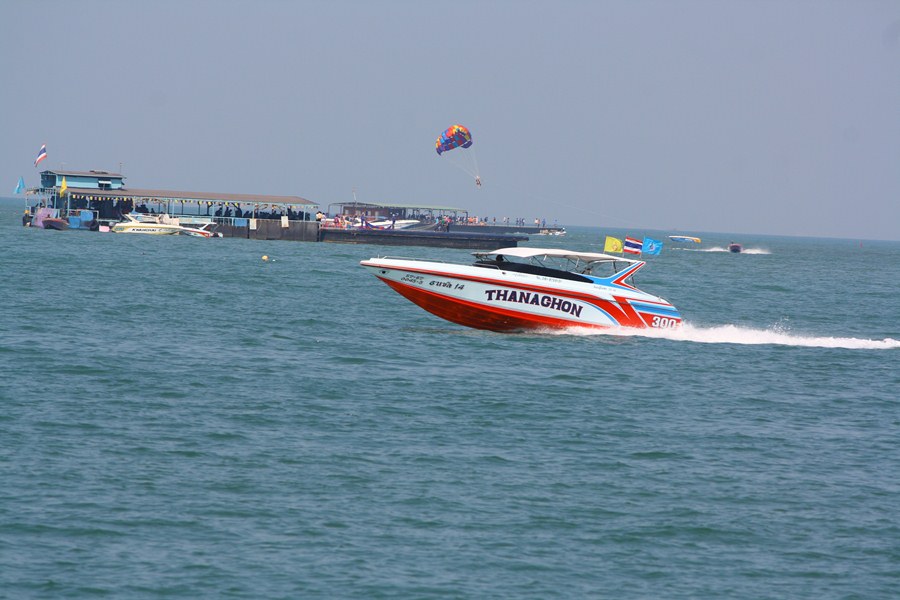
[[360, 247, 682, 332]]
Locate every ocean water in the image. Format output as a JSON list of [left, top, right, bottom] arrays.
[[1, 201, 898, 599]]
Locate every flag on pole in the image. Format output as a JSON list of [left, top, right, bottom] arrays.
[[34, 144, 47, 167], [14, 176, 25, 195], [624, 236, 643, 255], [603, 235, 623, 254], [59, 176, 68, 196], [642, 237, 663, 255]]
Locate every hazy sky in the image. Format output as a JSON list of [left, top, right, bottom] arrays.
[[2, 1, 898, 240]]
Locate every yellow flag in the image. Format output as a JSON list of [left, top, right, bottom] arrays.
[[59, 176, 68, 196], [604, 235, 623, 254]]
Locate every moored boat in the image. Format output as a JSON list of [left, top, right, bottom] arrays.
[[366, 218, 420, 229], [42, 217, 69, 231], [111, 214, 182, 235], [360, 247, 682, 332], [111, 213, 220, 237]]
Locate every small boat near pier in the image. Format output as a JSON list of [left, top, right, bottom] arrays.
[[110, 213, 221, 237]]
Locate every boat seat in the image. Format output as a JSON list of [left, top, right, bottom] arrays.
[[474, 260, 502, 269]]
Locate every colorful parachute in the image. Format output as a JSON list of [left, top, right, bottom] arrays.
[[435, 124, 473, 155]]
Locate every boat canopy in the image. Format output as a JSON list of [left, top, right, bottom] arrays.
[[475, 247, 640, 265]]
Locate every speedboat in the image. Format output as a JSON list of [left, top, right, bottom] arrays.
[[728, 242, 742, 253], [176, 217, 223, 238], [360, 247, 682, 332], [356, 218, 420, 229], [111, 214, 183, 235], [111, 213, 219, 237]]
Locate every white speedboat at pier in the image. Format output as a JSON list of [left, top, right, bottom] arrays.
[[360, 247, 682, 332], [111, 214, 220, 237]]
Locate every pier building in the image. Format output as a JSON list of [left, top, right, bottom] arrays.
[[30, 169, 320, 241]]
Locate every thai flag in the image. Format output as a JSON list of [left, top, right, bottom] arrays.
[[624, 236, 643, 255], [34, 144, 47, 167]]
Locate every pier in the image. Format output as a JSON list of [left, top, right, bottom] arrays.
[[23, 169, 528, 249]]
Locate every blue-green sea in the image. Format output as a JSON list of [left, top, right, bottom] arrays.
[[2, 199, 899, 599]]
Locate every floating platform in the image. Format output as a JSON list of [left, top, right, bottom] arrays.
[[318, 227, 528, 249]]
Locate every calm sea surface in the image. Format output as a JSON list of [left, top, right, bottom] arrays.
[[1, 200, 898, 599]]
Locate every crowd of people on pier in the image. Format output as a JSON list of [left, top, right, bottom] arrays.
[[212, 204, 311, 221]]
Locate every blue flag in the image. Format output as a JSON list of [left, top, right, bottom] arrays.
[[642, 237, 663, 255], [14, 176, 25, 195]]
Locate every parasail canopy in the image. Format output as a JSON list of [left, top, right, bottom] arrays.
[[435, 124, 473, 155]]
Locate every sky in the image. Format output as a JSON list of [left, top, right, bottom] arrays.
[[2, 0, 898, 240]]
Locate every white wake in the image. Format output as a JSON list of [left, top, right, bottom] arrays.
[[560, 323, 900, 350], [676, 246, 771, 255]]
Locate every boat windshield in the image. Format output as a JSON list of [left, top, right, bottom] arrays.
[[474, 253, 636, 284]]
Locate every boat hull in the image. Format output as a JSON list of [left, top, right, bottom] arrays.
[[111, 224, 182, 235], [42, 218, 69, 231], [110, 221, 216, 236], [361, 258, 681, 332]]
